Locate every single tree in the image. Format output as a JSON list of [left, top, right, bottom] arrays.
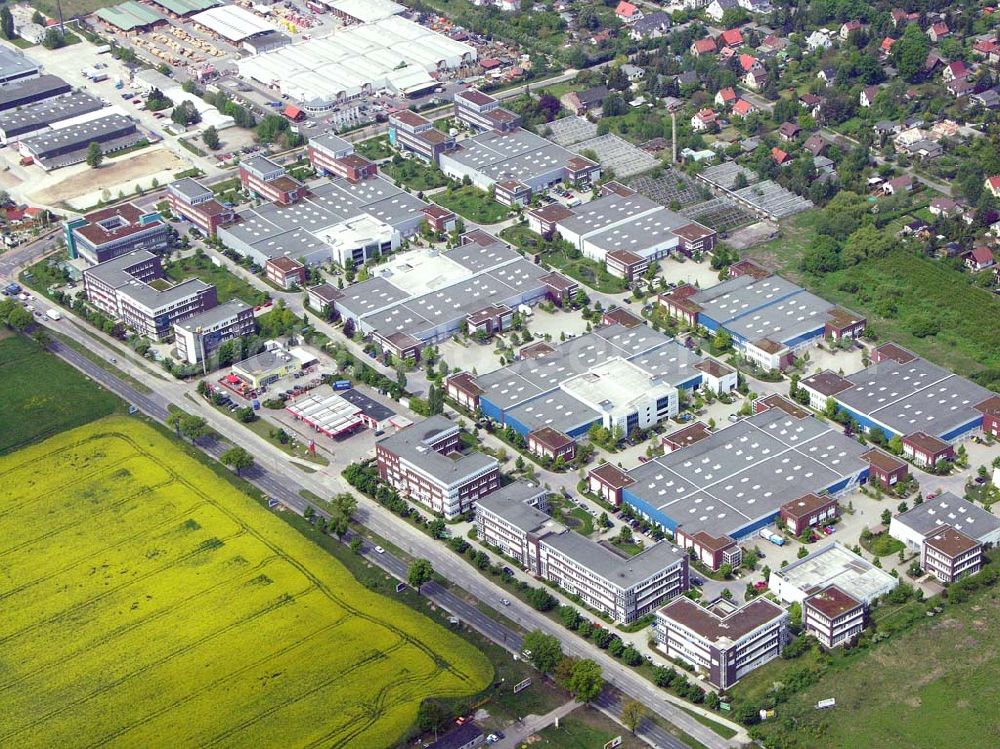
[[522, 629, 563, 674], [202, 125, 220, 150], [621, 699, 647, 734], [86, 142, 103, 169], [407, 558, 434, 594], [568, 659, 603, 703], [220, 446, 254, 476], [0, 7, 14, 41]]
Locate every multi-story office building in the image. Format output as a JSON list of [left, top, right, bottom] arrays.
[[802, 585, 864, 648], [376, 415, 500, 519], [307, 131, 356, 175], [921, 525, 983, 583], [167, 177, 235, 238], [239, 155, 306, 205], [388, 109, 456, 165], [476, 488, 688, 624], [890, 491, 1000, 555], [654, 596, 788, 688], [83, 250, 218, 341], [173, 300, 257, 365], [64, 202, 171, 266], [453, 88, 521, 133]]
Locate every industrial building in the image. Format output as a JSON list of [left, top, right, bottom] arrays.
[[654, 596, 787, 688], [82, 250, 217, 341], [167, 177, 235, 238], [0, 74, 70, 113], [659, 268, 865, 371], [64, 202, 171, 266], [0, 91, 104, 145], [438, 127, 600, 206], [889, 491, 1000, 559], [329, 230, 558, 355], [217, 174, 427, 268], [376, 415, 500, 519], [450, 323, 710, 448], [530, 182, 714, 265], [770, 542, 898, 606], [231, 348, 304, 390], [18, 112, 143, 170], [173, 300, 257, 365], [0, 45, 41, 87], [621, 409, 871, 569], [236, 14, 476, 110], [799, 343, 997, 446], [191, 5, 276, 45], [476, 485, 689, 624]]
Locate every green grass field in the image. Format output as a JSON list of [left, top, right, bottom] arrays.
[[0, 417, 492, 748], [381, 159, 449, 191], [746, 585, 1000, 749], [0, 335, 119, 455], [433, 186, 509, 224], [165, 253, 269, 306], [535, 707, 644, 749]]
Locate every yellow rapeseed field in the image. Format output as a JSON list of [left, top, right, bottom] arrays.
[[0, 417, 492, 749]]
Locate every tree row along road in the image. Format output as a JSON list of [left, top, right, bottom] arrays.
[[35, 313, 745, 749]]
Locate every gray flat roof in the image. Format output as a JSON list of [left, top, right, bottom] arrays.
[[543, 531, 685, 587], [377, 415, 497, 485], [894, 491, 1000, 542], [583, 206, 689, 255], [174, 299, 250, 331], [21, 113, 135, 157], [0, 74, 70, 111], [122, 277, 212, 311], [505, 388, 602, 435], [626, 408, 869, 539], [773, 542, 898, 604], [310, 131, 352, 154], [337, 387, 395, 422], [557, 191, 661, 237], [83, 249, 158, 287], [477, 324, 701, 412], [170, 176, 214, 202], [476, 483, 554, 533], [336, 276, 411, 318], [0, 92, 103, 137], [0, 46, 40, 82], [835, 356, 993, 439], [445, 126, 583, 184]]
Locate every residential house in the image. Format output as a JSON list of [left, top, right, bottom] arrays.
[[986, 175, 1000, 199], [806, 30, 833, 51], [947, 77, 975, 98], [718, 28, 744, 49], [715, 87, 739, 108], [880, 36, 896, 57], [771, 146, 792, 166], [691, 109, 717, 132], [744, 67, 768, 91], [927, 22, 950, 43], [778, 122, 801, 141], [803, 133, 827, 157], [615, 0, 642, 22], [928, 197, 961, 218], [840, 20, 864, 40], [882, 175, 914, 195], [705, 0, 739, 22], [971, 87, 1000, 109], [817, 67, 836, 85], [800, 93, 823, 117], [759, 34, 786, 54], [891, 8, 920, 27], [629, 12, 670, 40], [732, 98, 755, 117], [691, 37, 718, 56], [966, 246, 995, 271], [943, 61, 969, 83], [561, 85, 609, 116], [860, 85, 881, 108]]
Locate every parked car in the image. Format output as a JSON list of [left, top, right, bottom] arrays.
[[373, 545, 384, 554]]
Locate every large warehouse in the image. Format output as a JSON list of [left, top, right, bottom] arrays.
[[449, 322, 711, 441], [438, 127, 600, 205], [799, 343, 997, 445], [217, 174, 428, 267], [659, 264, 865, 371], [530, 182, 714, 264], [18, 111, 142, 170], [0, 91, 104, 144], [236, 14, 476, 108], [621, 408, 871, 554], [328, 230, 555, 355]]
